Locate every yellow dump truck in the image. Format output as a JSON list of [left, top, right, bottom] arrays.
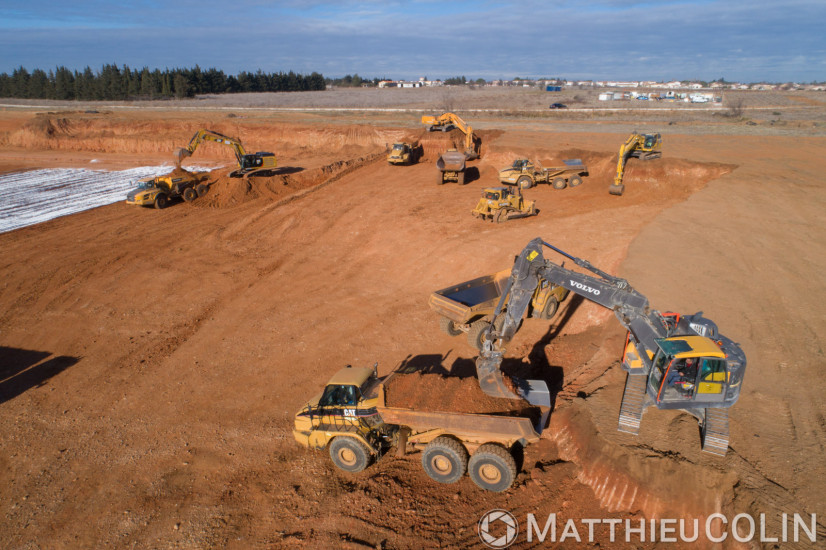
[[436, 149, 468, 184], [429, 269, 569, 350], [387, 142, 420, 165], [293, 364, 546, 492], [125, 171, 209, 209], [498, 158, 587, 189]]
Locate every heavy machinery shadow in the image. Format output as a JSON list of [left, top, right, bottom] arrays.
[[0, 346, 79, 404], [273, 166, 304, 176], [394, 352, 479, 379], [500, 294, 585, 412], [464, 166, 481, 184]]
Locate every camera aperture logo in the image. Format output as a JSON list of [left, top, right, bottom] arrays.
[[478, 509, 519, 548]]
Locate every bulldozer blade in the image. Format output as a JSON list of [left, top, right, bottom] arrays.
[[475, 354, 551, 408]]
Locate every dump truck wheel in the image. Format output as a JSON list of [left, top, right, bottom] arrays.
[[459, 171, 467, 185], [196, 184, 209, 197], [552, 177, 567, 189], [422, 437, 468, 484], [182, 188, 197, 202], [154, 194, 168, 210], [329, 437, 372, 473], [517, 176, 533, 189], [469, 443, 517, 492], [439, 316, 463, 337], [569, 175, 583, 187], [468, 320, 493, 351], [540, 297, 559, 320], [436, 172, 445, 185]]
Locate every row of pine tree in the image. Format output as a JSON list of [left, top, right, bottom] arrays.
[[0, 65, 326, 100]]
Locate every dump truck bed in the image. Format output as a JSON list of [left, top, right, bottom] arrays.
[[375, 375, 542, 444], [542, 158, 586, 177], [428, 269, 510, 323], [436, 150, 467, 172]]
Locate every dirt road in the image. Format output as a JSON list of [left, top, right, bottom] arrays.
[[0, 110, 824, 548]]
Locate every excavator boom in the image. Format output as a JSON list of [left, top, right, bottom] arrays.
[[174, 129, 276, 178], [421, 112, 479, 159]]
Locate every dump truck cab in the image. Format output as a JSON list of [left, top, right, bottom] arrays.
[[293, 366, 386, 454]]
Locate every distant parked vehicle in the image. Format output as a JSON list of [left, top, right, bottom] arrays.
[[549, 103, 568, 109]]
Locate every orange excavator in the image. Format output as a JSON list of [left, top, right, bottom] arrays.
[[420, 112, 480, 160], [175, 129, 277, 178]]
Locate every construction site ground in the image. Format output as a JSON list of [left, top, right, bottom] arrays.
[[1, 100, 825, 548]]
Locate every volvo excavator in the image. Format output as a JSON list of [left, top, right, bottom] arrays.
[[420, 112, 480, 160], [609, 132, 662, 196], [475, 238, 746, 455], [174, 129, 277, 178]]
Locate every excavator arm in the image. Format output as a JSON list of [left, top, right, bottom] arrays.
[[175, 129, 247, 166], [476, 238, 671, 400], [421, 112, 479, 159]]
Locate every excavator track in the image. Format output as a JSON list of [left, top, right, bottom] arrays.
[[617, 373, 648, 434], [701, 407, 730, 456]]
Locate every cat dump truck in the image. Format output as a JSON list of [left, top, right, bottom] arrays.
[[436, 149, 468, 184], [498, 158, 588, 190], [293, 364, 547, 492], [387, 142, 420, 165], [428, 268, 569, 350], [471, 186, 537, 223], [125, 171, 209, 209]]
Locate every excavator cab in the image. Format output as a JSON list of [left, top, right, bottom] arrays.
[[647, 336, 729, 406]]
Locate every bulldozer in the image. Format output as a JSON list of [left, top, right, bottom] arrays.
[[175, 129, 276, 178], [386, 142, 420, 165], [471, 186, 537, 223], [609, 132, 662, 196], [420, 112, 480, 159], [125, 171, 209, 209]]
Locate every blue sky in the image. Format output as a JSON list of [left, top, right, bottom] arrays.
[[0, 0, 823, 82]]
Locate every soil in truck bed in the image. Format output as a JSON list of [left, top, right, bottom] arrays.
[[384, 370, 540, 421]]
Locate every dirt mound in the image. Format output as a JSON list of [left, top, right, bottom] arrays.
[[196, 152, 382, 208], [384, 370, 538, 418]]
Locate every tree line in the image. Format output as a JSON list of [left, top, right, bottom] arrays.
[[0, 65, 326, 100]]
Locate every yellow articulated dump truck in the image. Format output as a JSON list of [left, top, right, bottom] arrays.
[[386, 142, 421, 165], [294, 364, 547, 492], [428, 269, 569, 350], [125, 171, 209, 209]]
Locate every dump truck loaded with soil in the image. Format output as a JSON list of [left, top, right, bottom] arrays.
[[293, 364, 545, 492], [125, 168, 210, 209]]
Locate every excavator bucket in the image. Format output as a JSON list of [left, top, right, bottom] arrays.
[[475, 351, 551, 408], [174, 147, 192, 164]]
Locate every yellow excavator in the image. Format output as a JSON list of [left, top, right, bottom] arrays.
[[175, 129, 277, 178], [420, 112, 480, 159], [609, 132, 662, 196]]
